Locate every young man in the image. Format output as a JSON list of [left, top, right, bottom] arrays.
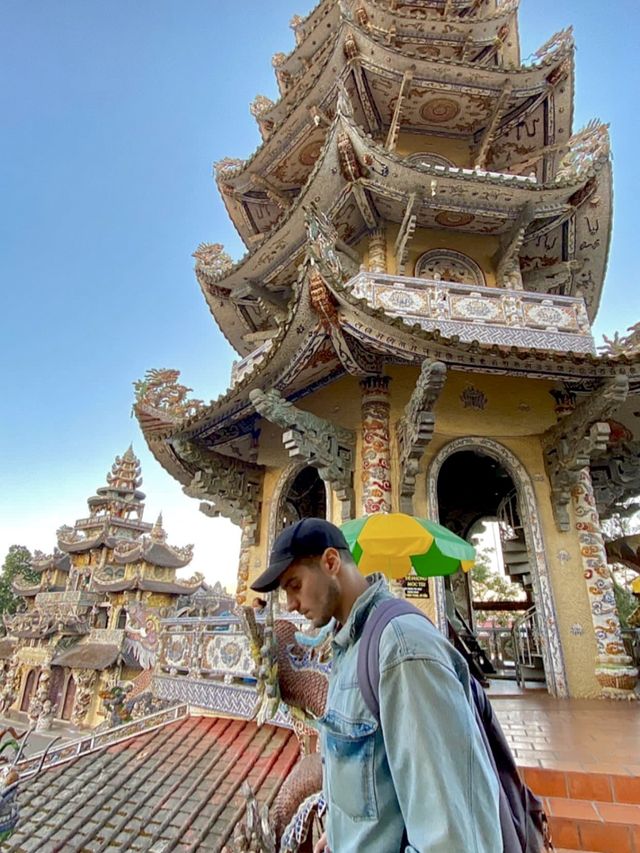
[[251, 518, 501, 853]]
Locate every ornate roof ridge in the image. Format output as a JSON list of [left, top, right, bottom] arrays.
[[364, 0, 520, 24], [344, 113, 610, 191], [350, 17, 573, 74], [214, 17, 571, 200], [213, 28, 343, 191], [203, 118, 343, 300]]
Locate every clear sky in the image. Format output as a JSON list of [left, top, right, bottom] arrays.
[[2, 1, 639, 592]]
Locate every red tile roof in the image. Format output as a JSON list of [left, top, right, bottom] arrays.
[[7, 716, 300, 851]]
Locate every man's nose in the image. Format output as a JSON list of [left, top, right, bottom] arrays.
[[286, 595, 298, 613]]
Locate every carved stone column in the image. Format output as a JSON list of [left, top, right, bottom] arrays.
[[368, 228, 387, 273], [236, 517, 256, 606], [572, 469, 638, 697], [71, 669, 97, 727], [360, 376, 392, 514]]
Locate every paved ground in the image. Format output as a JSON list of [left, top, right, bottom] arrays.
[[492, 691, 640, 773]]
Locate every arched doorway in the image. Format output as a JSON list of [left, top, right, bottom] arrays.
[[49, 666, 66, 716], [20, 668, 38, 712], [269, 463, 329, 549], [428, 438, 567, 697], [61, 675, 76, 721]]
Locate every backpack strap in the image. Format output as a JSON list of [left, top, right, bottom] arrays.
[[357, 598, 426, 723]]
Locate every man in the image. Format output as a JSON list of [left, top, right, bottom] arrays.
[[252, 518, 501, 853]]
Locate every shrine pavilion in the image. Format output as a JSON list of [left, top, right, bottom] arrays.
[[134, 0, 640, 700], [0, 447, 203, 729]]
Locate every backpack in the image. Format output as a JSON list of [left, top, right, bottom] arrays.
[[357, 598, 553, 853]]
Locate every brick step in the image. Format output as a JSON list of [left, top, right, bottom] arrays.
[[521, 765, 640, 805], [543, 796, 640, 853]]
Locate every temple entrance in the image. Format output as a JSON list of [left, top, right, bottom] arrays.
[[20, 668, 38, 712], [61, 675, 76, 721], [436, 448, 547, 691], [49, 666, 66, 716], [273, 464, 327, 537]]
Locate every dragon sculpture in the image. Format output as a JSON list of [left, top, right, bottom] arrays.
[[230, 602, 333, 853]]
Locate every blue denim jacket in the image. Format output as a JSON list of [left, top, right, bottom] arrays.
[[319, 575, 501, 853]]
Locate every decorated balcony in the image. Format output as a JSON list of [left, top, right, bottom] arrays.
[[153, 614, 302, 721], [348, 272, 595, 354]]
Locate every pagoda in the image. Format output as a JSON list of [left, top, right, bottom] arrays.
[[134, 0, 640, 699], [0, 447, 203, 729]]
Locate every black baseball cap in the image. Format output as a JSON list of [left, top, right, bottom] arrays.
[[251, 517, 349, 593]]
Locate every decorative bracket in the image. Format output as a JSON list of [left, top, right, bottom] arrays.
[[396, 360, 447, 513], [542, 375, 629, 531], [493, 202, 536, 288], [394, 192, 419, 275], [250, 388, 355, 521], [174, 440, 263, 543]]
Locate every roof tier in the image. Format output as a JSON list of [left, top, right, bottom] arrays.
[[200, 112, 611, 354], [215, 16, 573, 247]]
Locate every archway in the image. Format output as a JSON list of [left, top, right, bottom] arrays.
[[61, 675, 76, 721], [269, 463, 329, 552], [49, 666, 66, 716], [428, 437, 567, 697], [20, 668, 38, 712]]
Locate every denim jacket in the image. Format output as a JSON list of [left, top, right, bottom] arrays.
[[319, 575, 501, 853]]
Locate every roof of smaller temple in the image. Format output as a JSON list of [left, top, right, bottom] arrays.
[[51, 641, 122, 670], [9, 716, 299, 852]]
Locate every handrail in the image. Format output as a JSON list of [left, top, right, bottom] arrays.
[[16, 704, 188, 779]]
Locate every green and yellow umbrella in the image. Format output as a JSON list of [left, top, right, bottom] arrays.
[[341, 513, 475, 580]]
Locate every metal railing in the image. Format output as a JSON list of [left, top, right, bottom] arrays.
[[17, 704, 189, 779], [476, 627, 516, 672], [512, 606, 545, 687]]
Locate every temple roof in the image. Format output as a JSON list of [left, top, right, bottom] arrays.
[[30, 549, 71, 574], [135, 238, 640, 492], [215, 16, 573, 247], [201, 110, 610, 354], [10, 716, 298, 851], [51, 641, 122, 670], [90, 571, 203, 595]]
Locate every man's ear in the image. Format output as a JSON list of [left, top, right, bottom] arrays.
[[322, 547, 341, 577]]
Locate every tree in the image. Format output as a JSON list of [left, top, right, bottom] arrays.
[[470, 545, 527, 628], [0, 545, 37, 621]]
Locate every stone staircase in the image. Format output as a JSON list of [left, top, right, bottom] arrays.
[[522, 765, 640, 852]]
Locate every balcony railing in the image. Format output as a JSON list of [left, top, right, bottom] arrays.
[[35, 591, 101, 610], [349, 272, 594, 354], [231, 272, 595, 385]]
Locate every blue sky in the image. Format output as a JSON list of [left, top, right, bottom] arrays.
[[1, 1, 639, 590]]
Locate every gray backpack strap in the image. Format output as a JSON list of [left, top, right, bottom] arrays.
[[357, 598, 426, 723]]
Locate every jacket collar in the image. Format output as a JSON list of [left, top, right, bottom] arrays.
[[333, 573, 390, 649]]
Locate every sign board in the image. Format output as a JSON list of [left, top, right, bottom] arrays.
[[400, 577, 430, 598]]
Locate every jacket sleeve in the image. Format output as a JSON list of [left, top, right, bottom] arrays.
[[379, 656, 502, 853]]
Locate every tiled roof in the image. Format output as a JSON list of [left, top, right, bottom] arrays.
[[51, 642, 121, 670], [8, 716, 299, 852]]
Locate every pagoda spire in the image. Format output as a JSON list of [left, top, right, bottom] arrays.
[[150, 512, 167, 543], [86, 446, 147, 521]]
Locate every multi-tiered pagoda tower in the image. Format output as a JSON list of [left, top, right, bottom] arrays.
[[135, 0, 640, 699], [0, 447, 202, 728]]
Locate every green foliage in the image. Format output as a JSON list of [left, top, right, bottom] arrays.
[[613, 577, 637, 629], [471, 545, 527, 628], [0, 545, 36, 620]]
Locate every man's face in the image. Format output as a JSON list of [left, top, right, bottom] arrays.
[[279, 552, 340, 628]]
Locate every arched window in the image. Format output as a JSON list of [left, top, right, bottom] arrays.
[[117, 608, 128, 630], [415, 249, 485, 287]]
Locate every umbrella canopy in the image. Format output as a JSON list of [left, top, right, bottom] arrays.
[[341, 513, 475, 580]]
